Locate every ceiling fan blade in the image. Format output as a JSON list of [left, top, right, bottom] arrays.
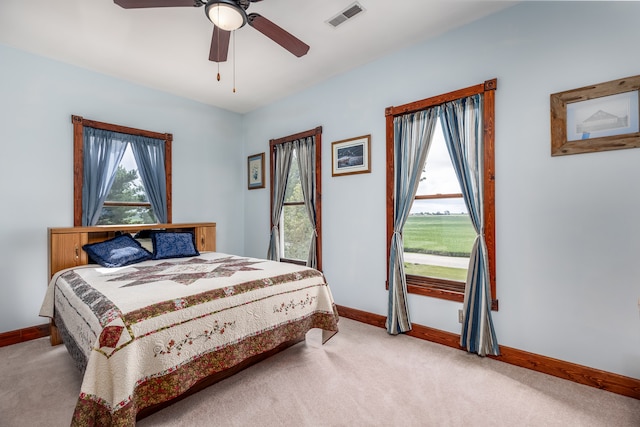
[[247, 13, 310, 58], [209, 26, 231, 62], [114, 0, 200, 8]]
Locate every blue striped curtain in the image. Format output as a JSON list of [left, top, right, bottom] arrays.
[[82, 128, 127, 226], [267, 142, 294, 261], [440, 94, 499, 356], [294, 136, 318, 269], [130, 135, 167, 223], [388, 107, 440, 335]]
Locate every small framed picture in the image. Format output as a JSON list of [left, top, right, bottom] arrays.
[[331, 134, 371, 176], [550, 75, 640, 156], [247, 152, 265, 190]]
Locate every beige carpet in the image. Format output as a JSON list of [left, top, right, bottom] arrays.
[[1, 318, 639, 426]]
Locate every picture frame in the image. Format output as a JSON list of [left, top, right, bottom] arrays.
[[247, 152, 265, 190], [331, 134, 371, 176], [550, 75, 640, 156]]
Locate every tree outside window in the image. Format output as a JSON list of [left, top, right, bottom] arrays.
[[97, 145, 157, 225], [281, 150, 313, 261]]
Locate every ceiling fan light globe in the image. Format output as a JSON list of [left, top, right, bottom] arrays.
[[205, 1, 247, 31]]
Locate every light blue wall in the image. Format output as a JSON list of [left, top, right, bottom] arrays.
[[243, 1, 640, 379], [0, 44, 244, 333], [2, 1, 639, 381]]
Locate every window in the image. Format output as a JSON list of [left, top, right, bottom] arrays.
[[385, 80, 497, 308], [72, 115, 172, 227], [97, 145, 156, 225], [281, 150, 314, 260], [269, 127, 322, 269], [405, 121, 475, 284]]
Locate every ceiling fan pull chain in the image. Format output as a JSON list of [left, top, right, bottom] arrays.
[[233, 30, 236, 93], [217, 5, 221, 82]]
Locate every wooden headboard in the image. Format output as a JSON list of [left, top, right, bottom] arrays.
[[48, 222, 216, 280]]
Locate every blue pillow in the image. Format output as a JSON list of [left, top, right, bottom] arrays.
[[83, 234, 152, 268], [151, 231, 200, 260]]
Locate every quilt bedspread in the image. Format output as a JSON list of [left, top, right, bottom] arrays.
[[39, 252, 339, 426]]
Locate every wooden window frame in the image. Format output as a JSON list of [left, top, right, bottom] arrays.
[[269, 127, 323, 270], [385, 79, 498, 310], [72, 115, 173, 227]]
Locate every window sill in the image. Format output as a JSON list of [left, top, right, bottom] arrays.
[[405, 275, 499, 310]]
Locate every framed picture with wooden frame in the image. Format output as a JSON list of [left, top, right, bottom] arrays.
[[550, 75, 640, 156], [331, 134, 371, 176], [247, 152, 265, 190]]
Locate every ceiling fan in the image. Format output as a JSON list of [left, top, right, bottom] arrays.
[[114, 0, 310, 63]]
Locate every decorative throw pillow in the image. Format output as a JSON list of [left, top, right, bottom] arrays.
[[83, 234, 152, 268], [151, 231, 200, 260]]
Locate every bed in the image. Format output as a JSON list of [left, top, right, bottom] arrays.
[[39, 223, 339, 426]]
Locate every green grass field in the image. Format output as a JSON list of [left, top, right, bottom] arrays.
[[403, 214, 475, 281], [404, 263, 468, 281], [403, 214, 475, 257]]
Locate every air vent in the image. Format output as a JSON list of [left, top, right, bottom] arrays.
[[327, 2, 365, 28]]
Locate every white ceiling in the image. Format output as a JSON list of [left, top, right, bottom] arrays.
[[0, 0, 516, 114]]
